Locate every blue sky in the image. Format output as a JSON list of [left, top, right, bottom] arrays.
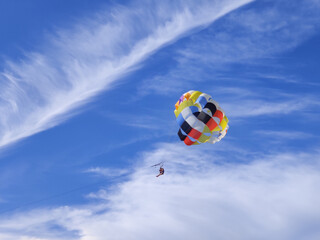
[[0, 0, 320, 239]]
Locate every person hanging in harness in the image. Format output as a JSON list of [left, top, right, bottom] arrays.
[[156, 167, 165, 177]]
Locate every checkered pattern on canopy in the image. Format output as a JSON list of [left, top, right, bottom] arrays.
[[174, 90, 229, 146]]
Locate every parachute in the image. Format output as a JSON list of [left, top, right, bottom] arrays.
[[174, 90, 229, 146]]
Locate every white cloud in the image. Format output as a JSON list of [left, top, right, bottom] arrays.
[[178, 0, 320, 64], [225, 99, 304, 117], [139, 0, 320, 96], [1, 143, 320, 240], [86, 189, 109, 200], [85, 167, 129, 178], [255, 130, 314, 140], [224, 96, 320, 119], [0, 0, 252, 149]]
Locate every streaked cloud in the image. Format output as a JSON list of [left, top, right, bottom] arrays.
[[85, 167, 129, 178], [0, 143, 320, 239], [225, 99, 307, 117], [1, 1, 319, 239], [0, 0, 252, 149], [139, 0, 320, 95], [255, 130, 314, 140]]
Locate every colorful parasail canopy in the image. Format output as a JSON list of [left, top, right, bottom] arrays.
[[174, 90, 229, 146]]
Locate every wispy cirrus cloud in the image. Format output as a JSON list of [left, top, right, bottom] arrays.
[[0, 0, 253, 149], [139, 0, 320, 96], [85, 167, 129, 178], [0, 143, 320, 240], [255, 130, 314, 140], [224, 99, 310, 118], [176, 0, 320, 65]]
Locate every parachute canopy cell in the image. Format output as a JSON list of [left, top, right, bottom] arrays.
[[174, 90, 229, 146]]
